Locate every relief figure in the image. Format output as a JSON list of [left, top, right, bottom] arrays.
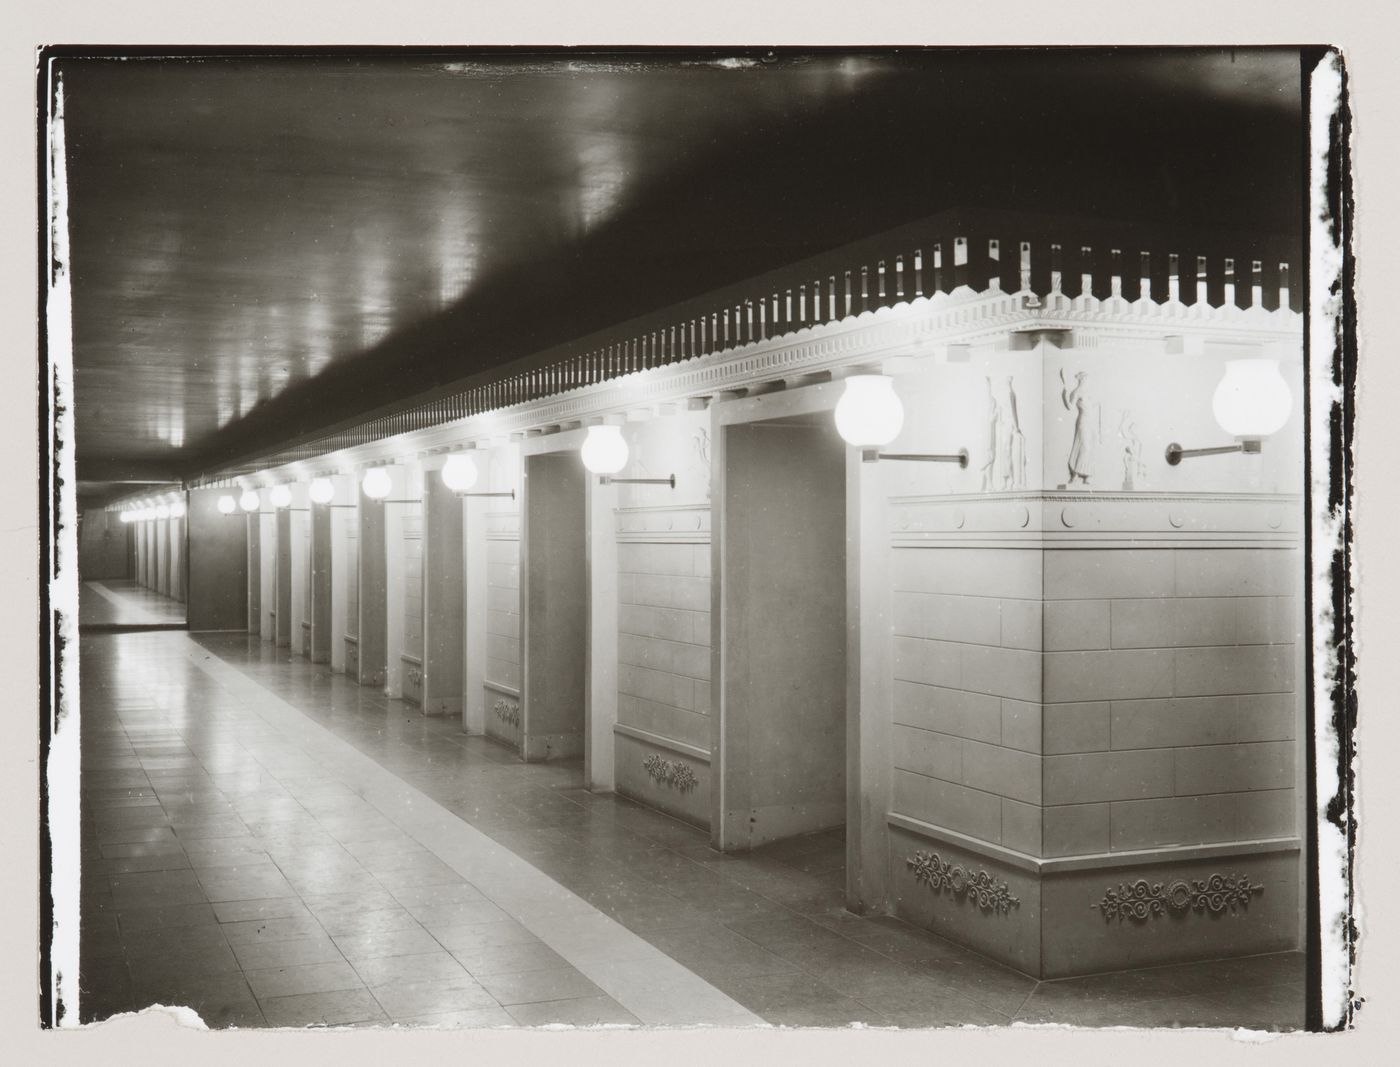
[[1059, 368, 1099, 487]]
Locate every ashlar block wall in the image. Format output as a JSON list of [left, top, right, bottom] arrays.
[[879, 335, 1304, 979], [611, 410, 714, 827], [892, 546, 1044, 853], [484, 515, 522, 749], [401, 508, 425, 705], [1039, 545, 1297, 857]]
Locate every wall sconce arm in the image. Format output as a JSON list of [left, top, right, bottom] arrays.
[[861, 449, 969, 468], [598, 475, 676, 487], [1164, 439, 1262, 465]]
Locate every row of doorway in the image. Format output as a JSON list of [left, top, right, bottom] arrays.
[[249, 407, 857, 864]]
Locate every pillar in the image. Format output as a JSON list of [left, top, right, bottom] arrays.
[[155, 518, 169, 595], [135, 521, 147, 587], [144, 521, 155, 588], [289, 484, 311, 657], [420, 457, 464, 715], [356, 480, 388, 689], [874, 335, 1304, 979], [247, 508, 261, 632], [258, 505, 275, 642], [466, 443, 522, 745], [169, 514, 185, 603], [275, 504, 291, 647], [847, 448, 893, 913], [585, 474, 618, 792], [310, 494, 332, 664], [462, 472, 487, 734]]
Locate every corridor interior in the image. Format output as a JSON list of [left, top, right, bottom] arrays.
[[78, 580, 186, 630], [73, 581, 1305, 1031]]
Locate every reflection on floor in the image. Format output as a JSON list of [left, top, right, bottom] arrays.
[[76, 630, 1305, 1030], [80, 580, 186, 629]]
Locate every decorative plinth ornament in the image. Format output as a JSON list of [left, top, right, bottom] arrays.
[[642, 753, 698, 791], [492, 698, 520, 729], [907, 850, 1020, 914], [1093, 873, 1263, 922]]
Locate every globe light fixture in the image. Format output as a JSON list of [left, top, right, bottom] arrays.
[[309, 477, 335, 504], [156, 504, 171, 519], [270, 484, 293, 508], [580, 425, 629, 475], [119, 510, 134, 523], [362, 467, 393, 500], [580, 424, 675, 487], [1213, 359, 1293, 441], [1166, 359, 1293, 465], [217, 495, 236, 515], [170, 499, 186, 518], [441, 453, 479, 493], [438, 452, 515, 499], [835, 374, 904, 449], [239, 489, 261, 512], [834, 373, 968, 467]]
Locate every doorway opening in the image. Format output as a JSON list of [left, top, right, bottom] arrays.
[[521, 450, 588, 761], [719, 412, 848, 861]]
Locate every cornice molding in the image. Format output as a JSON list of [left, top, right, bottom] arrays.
[[887, 811, 1300, 876], [889, 491, 1302, 547], [614, 722, 711, 763], [193, 289, 1302, 487]]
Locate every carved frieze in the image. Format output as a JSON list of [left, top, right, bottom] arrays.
[[907, 850, 1020, 914], [1093, 873, 1264, 922], [642, 753, 698, 791], [615, 503, 711, 543], [979, 375, 1028, 492]]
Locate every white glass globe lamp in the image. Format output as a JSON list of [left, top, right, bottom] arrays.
[[309, 477, 335, 504], [441, 453, 479, 493], [239, 489, 261, 512], [581, 425, 629, 475], [1212, 359, 1292, 445], [362, 468, 393, 500], [835, 374, 905, 448], [216, 496, 236, 515]]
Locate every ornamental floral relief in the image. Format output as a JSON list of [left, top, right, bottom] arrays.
[[642, 753, 698, 791], [492, 697, 520, 729], [1093, 873, 1263, 922], [907, 850, 1020, 914]]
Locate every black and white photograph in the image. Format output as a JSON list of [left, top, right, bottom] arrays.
[[24, 15, 1377, 1052]]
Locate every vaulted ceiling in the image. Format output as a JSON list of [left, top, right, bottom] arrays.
[[52, 48, 1307, 506]]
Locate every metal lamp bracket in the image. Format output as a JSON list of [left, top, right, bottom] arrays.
[[598, 474, 676, 487], [1164, 439, 1262, 465], [861, 449, 969, 468]]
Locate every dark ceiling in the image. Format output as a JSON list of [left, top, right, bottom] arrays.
[[51, 48, 1307, 506]]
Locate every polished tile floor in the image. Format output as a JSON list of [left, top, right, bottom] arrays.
[[80, 579, 187, 629], [75, 630, 1306, 1030]]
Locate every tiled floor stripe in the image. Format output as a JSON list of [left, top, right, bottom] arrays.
[[179, 635, 762, 1027]]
